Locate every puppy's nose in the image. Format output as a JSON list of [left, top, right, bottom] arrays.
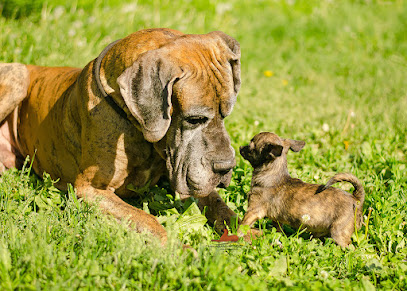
[[212, 159, 236, 174], [239, 145, 249, 158], [239, 145, 248, 154]]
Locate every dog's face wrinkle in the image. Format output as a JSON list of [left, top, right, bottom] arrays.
[[164, 112, 235, 197]]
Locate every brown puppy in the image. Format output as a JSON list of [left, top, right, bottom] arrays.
[[239, 132, 365, 247], [0, 28, 241, 243]]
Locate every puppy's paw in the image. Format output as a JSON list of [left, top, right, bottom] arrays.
[[239, 228, 263, 243]]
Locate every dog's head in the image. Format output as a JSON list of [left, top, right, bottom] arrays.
[[117, 31, 240, 197], [240, 132, 305, 168]]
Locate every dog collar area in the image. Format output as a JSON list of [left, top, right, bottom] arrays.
[[93, 39, 128, 119]]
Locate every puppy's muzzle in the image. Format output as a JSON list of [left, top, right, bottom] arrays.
[[239, 145, 249, 158]]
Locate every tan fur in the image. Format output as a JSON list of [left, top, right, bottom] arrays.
[[239, 132, 365, 247], [0, 28, 242, 243]]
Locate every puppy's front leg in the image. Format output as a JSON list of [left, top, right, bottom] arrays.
[[241, 207, 266, 227], [240, 192, 267, 227], [74, 179, 167, 244], [238, 201, 266, 242]]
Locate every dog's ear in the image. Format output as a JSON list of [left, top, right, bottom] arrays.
[[117, 50, 182, 143], [286, 139, 306, 152], [264, 143, 283, 158]]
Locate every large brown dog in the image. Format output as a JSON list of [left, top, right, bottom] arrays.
[[0, 28, 241, 243]]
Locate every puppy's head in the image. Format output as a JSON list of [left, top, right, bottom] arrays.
[[239, 132, 305, 168]]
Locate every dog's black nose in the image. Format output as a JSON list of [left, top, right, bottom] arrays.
[[212, 159, 236, 174]]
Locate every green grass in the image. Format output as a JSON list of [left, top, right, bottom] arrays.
[[1, 0, 407, 289]]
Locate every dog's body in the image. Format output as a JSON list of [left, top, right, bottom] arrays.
[[239, 132, 365, 247], [0, 28, 242, 242]]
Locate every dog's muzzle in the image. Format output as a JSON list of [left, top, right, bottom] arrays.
[[212, 159, 236, 174], [212, 159, 235, 188]]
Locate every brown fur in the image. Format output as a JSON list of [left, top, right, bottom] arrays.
[[0, 28, 242, 243], [239, 132, 365, 247]]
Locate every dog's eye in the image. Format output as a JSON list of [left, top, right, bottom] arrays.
[[185, 116, 208, 125]]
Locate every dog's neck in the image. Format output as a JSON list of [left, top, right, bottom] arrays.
[[93, 39, 129, 119], [251, 155, 290, 188]]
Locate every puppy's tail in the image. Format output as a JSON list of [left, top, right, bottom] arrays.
[[317, 173, 365, 203]]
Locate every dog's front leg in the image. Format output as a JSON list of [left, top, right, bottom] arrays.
[[197, 190, 240, 234], [74, 179, 167, 245]]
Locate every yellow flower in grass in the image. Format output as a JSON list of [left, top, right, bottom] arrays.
[[263, 70, 274, 77], [343, 140, 350, 150], [282, 79, 289, 86]]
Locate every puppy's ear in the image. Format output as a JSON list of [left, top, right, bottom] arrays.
[[264, 144, 283, 158], [287, 139, 306, 152], [117, 50, 183, 143]]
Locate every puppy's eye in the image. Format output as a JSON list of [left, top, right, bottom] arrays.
[[185, 116, 208, 125]]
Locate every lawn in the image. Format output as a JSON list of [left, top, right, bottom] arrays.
[[1, 0, 406, 289]]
